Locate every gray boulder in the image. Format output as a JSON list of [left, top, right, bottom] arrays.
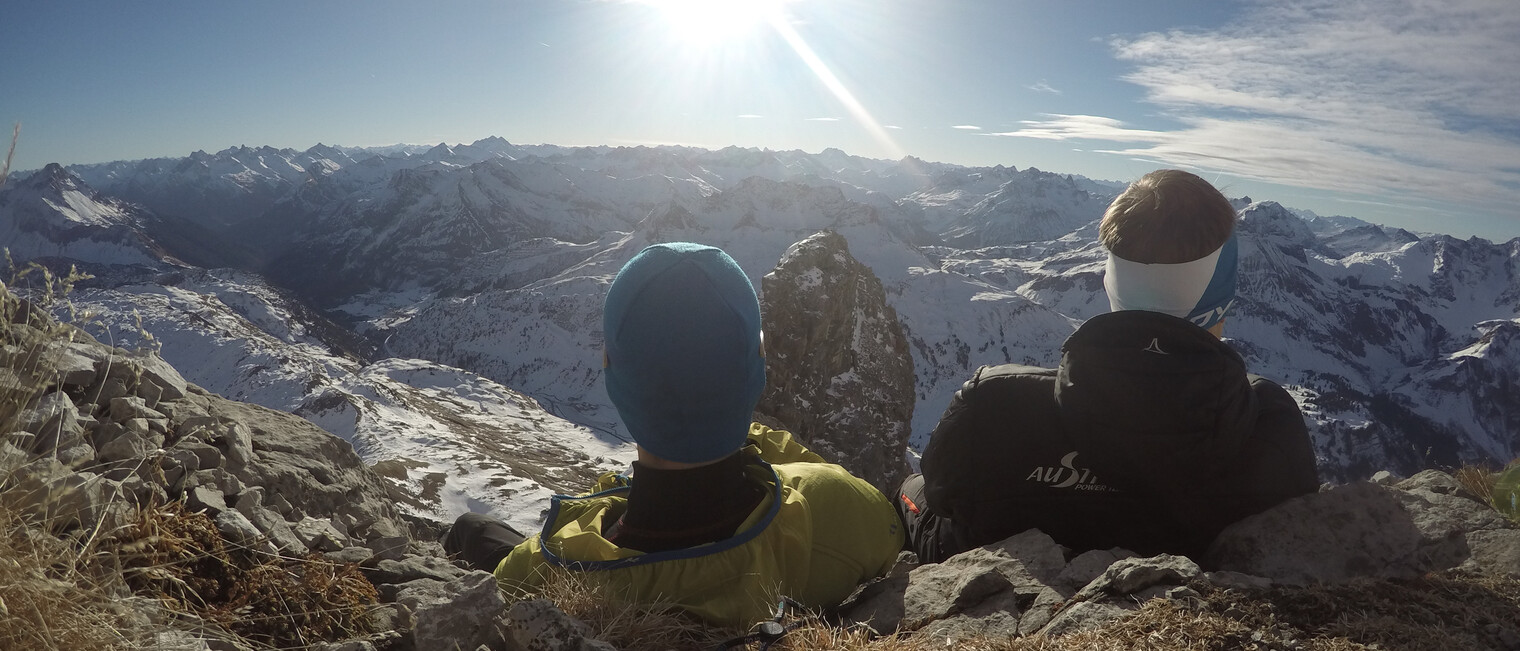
[[1039, 600, 1132, 638], [17, 390, 85, 452], [506, 599, 617, 651], [213, 509, 280, 557], [1210, 481, 1427, 583], [52, 340, 102, 388], [396, 571, 509, 651], [1461, 529, 1520, 577], [196, 390, 414, 546], [293, 516, 351, 552], [1038, 554, 1201, 638], [1071, 554, 1201, 602], [839, 528, 1067, 639], [1055, 548, 1137, 592], [366, 555, 471, 586], [1209, 476, 1518, 584]]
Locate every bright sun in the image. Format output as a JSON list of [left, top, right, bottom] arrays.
[[641, 0, 786, 45]]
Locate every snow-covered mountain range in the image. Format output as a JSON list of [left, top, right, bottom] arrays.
[[3, 138, 1516, 526]]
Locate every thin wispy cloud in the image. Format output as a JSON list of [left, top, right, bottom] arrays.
[[806, 117, 840, 121], [885, 125, 902, 130], [953, 125, 982, 130], [1027, 80, 1061, 94], [995, 0, 1520, 216], [736, 114, 765, 119]]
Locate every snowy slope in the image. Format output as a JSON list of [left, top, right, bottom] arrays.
[[64, 270, 632, 531]]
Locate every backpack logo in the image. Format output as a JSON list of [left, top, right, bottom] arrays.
[[1143, 338, 1168, 355], [1024, 451, 1113, 491]]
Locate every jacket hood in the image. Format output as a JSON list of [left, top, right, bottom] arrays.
[[1055, 311, 1257, 491]]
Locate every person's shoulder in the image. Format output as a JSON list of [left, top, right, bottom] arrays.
[[957, 363, 1057, 399], [924, 363, 1063, 467], [971, 362, 1057, 382], [744, 423, 828, 465], [1246, 374, 1299, 407]]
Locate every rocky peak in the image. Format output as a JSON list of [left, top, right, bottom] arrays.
[[1239, 201, 1318, 247], [422, 142, 458, 161], [25, 163, 83, 194], [755, 230, 914, 495]]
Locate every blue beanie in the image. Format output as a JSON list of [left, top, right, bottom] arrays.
[[603, 242, 766, 464]]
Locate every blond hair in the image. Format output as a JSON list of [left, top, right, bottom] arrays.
[[1100, 170, 1236, 264]]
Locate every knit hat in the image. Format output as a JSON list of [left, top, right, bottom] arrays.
[[602, 242, 766, 464], [1103, 233, 1239, 330]]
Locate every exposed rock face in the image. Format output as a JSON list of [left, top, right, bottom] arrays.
[[756, 230, 915, 495], [839, 467, 1520, 643], [1209, 470, 1520, 583]]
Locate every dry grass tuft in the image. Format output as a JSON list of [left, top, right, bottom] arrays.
[[1454, 463, 1499, 505], [534, 569, 741, 651], [211, 552, 380, 647], [3, 492, 383, 650], [0, 256, 151, 649], [2, 261, 96, 433], [102, 500, 379, 648], [0, 498, 151, 650], [1240, 574, 1520, 651], [0, 122, 15, 189]]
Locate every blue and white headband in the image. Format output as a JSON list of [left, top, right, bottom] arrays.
[[1103, 234, 1238, 330]]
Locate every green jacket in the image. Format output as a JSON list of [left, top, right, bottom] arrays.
[[494, 424, 904, 627]]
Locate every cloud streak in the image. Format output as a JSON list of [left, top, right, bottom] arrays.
[[995, 0, 1520, 217], [1027, 80, 1061, 94]]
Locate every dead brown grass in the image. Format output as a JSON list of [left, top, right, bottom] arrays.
[[102, 500, 379, 649], [0, 497, 151, 650], [534, 569, 741, 651], [1236, 574, 1520, 651], [2, 262, 95, 434], [0, 122, 16, 188], [0, 468, 380, 650], [1454, 463, 1499, 505]]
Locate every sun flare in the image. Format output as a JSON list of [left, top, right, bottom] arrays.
[[640, 0, 786, 45]]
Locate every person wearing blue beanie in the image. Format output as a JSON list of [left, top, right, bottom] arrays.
[[595, 242, 771, 551], [602, 241, 767, 466], [444, 242, 904, 628]]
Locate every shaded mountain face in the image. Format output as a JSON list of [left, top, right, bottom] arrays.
[[757, 230, 915, 495], [3, 141, 1516, 505]]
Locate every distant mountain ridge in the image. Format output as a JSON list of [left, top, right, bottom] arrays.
[[2, 139, 1516, 525]]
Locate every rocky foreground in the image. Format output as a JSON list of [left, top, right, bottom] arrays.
[[3, 272, 1519, 649]]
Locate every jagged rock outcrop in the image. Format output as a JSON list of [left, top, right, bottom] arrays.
[[756, 230, 915, 495], [838, 468, 1520, 644]]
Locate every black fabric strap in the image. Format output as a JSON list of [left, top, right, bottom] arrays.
[[444, 512, 528, 572]]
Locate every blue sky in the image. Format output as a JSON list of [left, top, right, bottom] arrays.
[[3, 0, 1517, 241]]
